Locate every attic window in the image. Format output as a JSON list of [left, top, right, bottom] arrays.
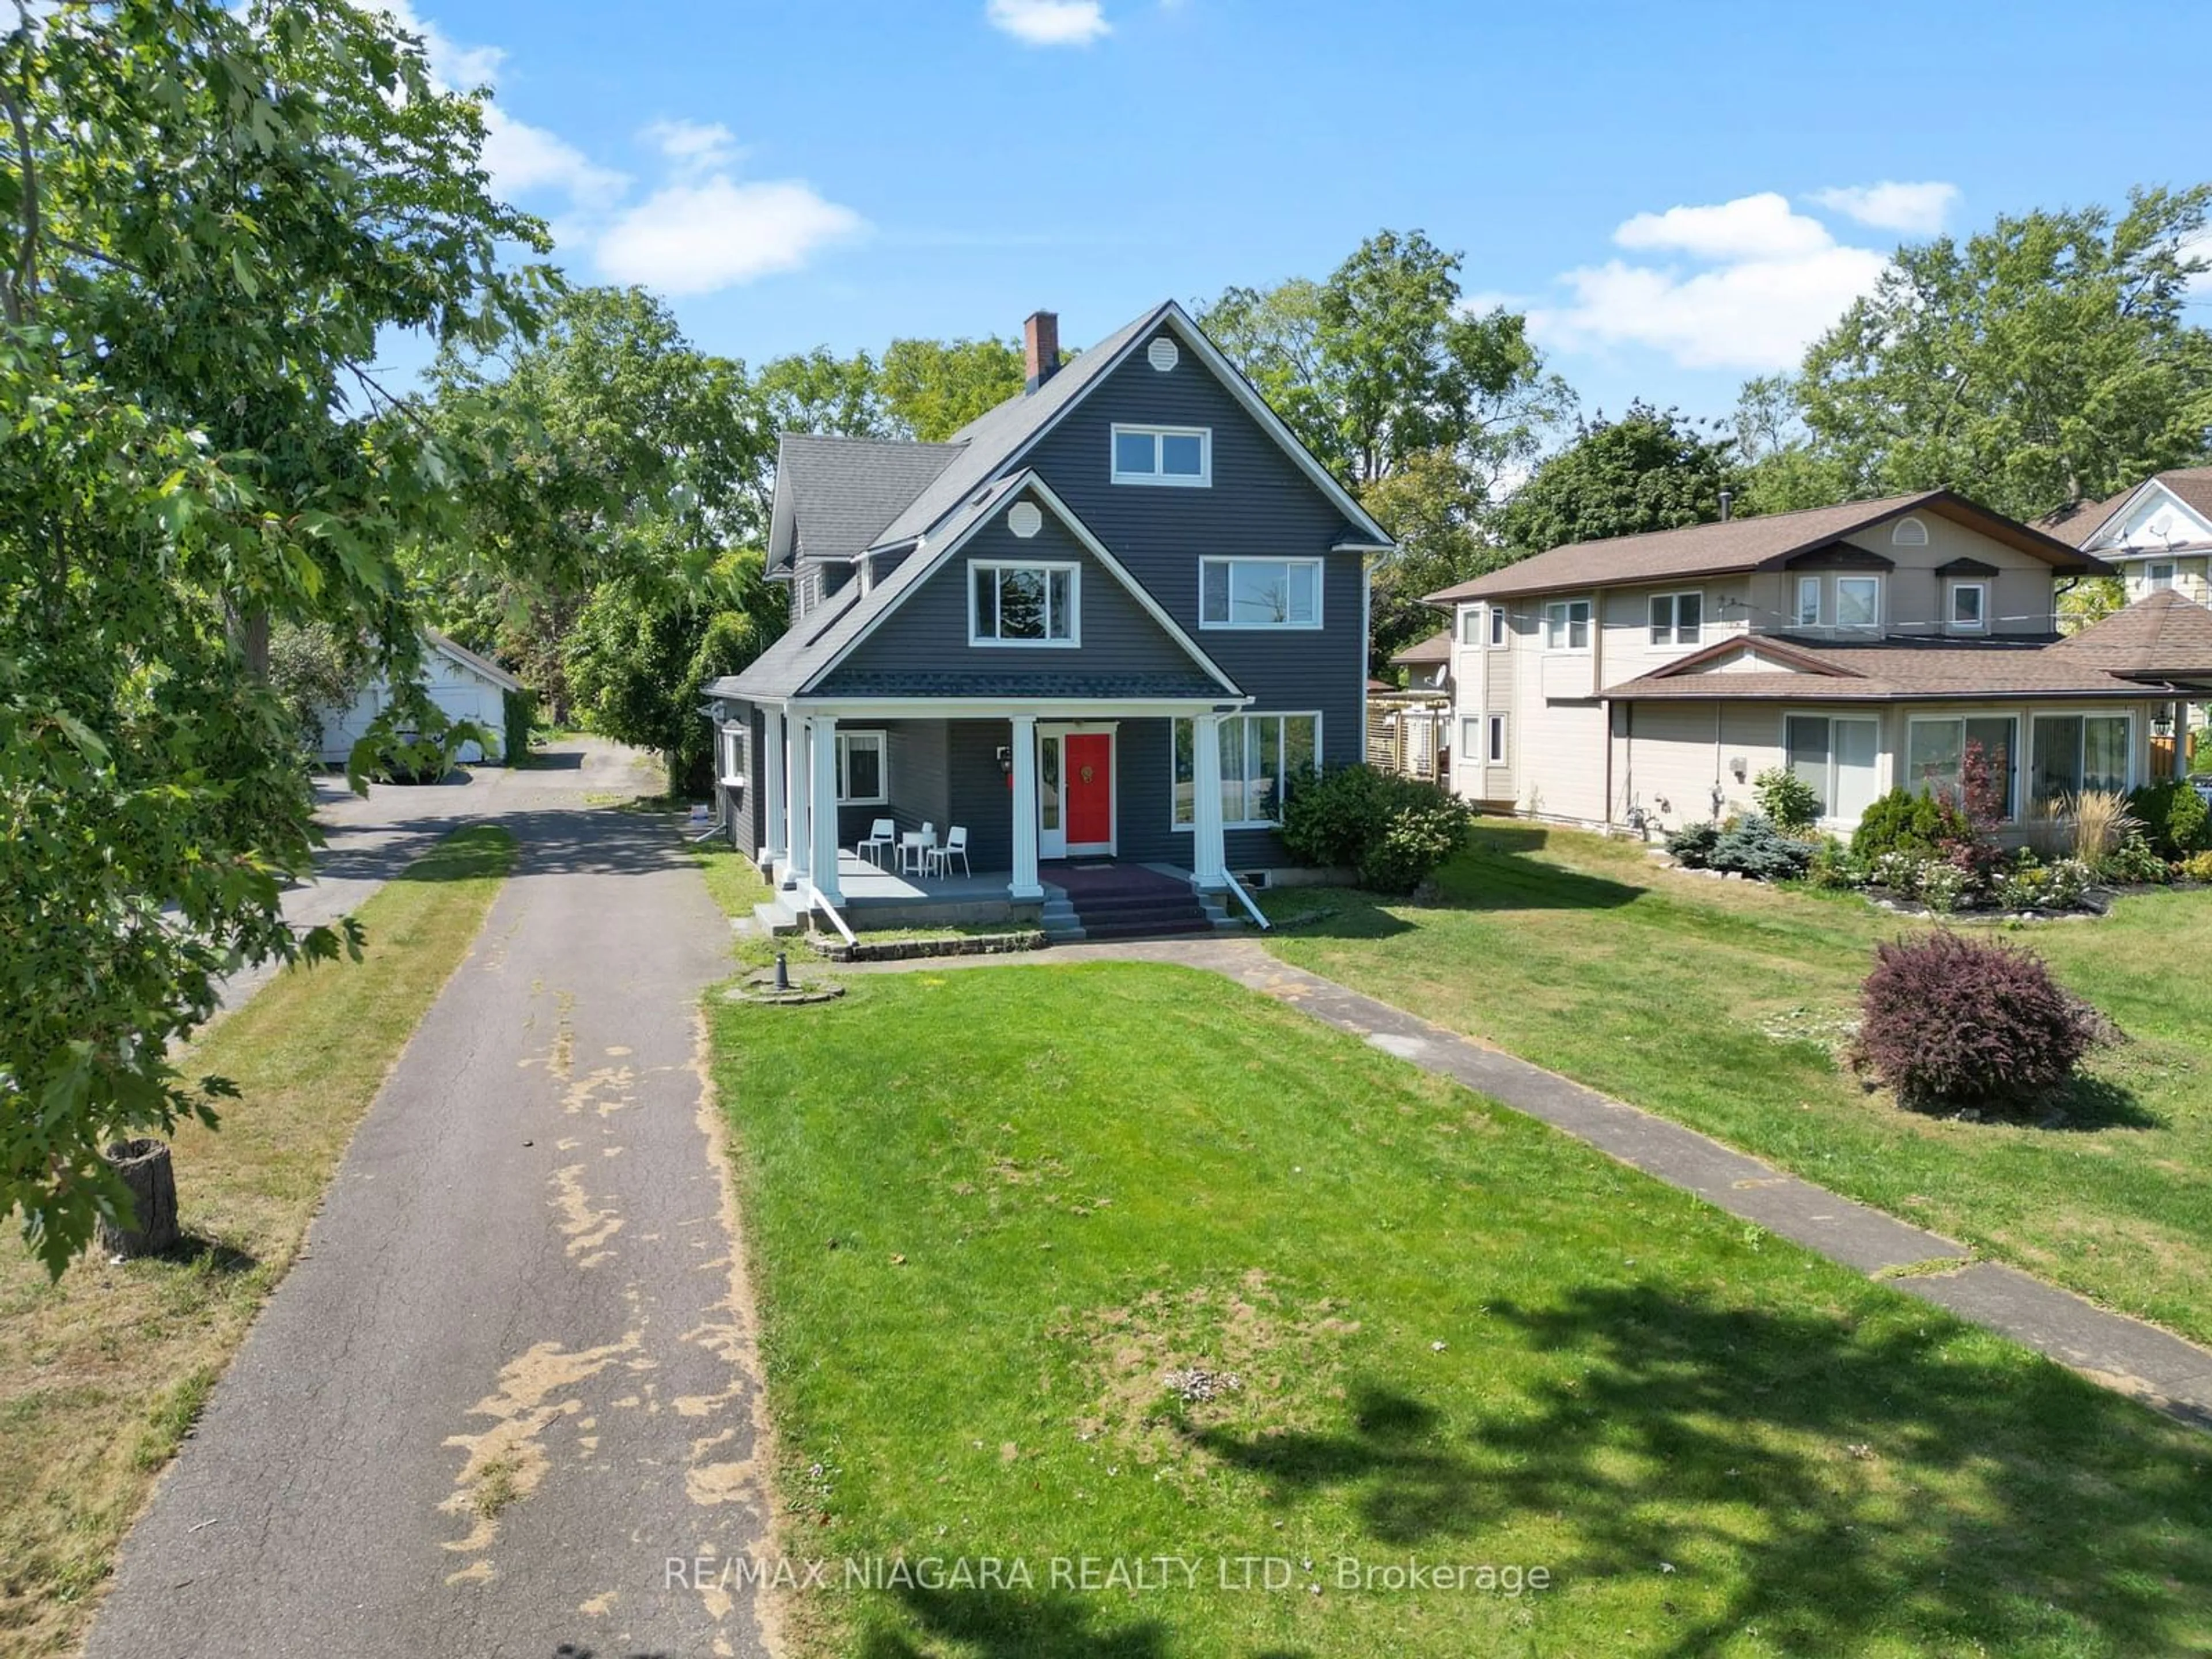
[[1111, 424, 1210, 487], [1146, 336, 1180, 372], [1891, 516, 1929, 547]]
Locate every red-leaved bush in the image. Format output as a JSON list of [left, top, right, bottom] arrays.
[[1858, 931, 2101, 1111]]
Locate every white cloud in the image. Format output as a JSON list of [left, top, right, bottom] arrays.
[[1805, 181, 1964, 236], [1615, 192, 1834, 262], [596, 177, 866, 296], [482, 106, 631, 213], [643, 119, 744, 176], [1808, 180, 1960, 235], [1528, 191, 1893, 372], [986, 0, 1111, 46]]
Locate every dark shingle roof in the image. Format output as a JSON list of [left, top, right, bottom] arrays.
[[1429, 491, 2108, 603], [1604, 631, 2179, 702], [768, 434, 962, 573], [2048, 589, 2212, 677]]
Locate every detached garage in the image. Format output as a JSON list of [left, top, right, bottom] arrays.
[[312, 631, 523, 766]]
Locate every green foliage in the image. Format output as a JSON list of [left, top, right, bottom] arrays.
[[1859, 933, 2102, 1112], [0, 0, 548, 1270], [1496, 400, 1748, 554], [1805, 838, 1864, 891], [2127, 780, 2212, 859], [1772, 187, 2212, 520], [266, 622, 372, 759], [2097, 831, 2171, 886], [1752, 766, 1821, 830], [1200, 230, 1574, 663], [1991, 859, 2094, 913], [1279, 764, 1472, 893], [1665, 821, 1722, 868], [564, 550, 781, 796], [755, 344, 893, 442], [2182, 850, 2212, 883], [1851, 788, 1974, 860], [501, 687, 536, 768], [880, 336, 1024, 440], [1707, 815, 1815, 882]]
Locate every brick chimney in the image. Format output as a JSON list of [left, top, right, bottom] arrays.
[[1024, 310, 1059, 392]]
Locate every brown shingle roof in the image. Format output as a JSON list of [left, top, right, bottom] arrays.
[[1388, 627, 1452, 666], [1430, 490, 2109, 603], [1605, 632, 2175, 702], [2048, 589, 2212, 677]]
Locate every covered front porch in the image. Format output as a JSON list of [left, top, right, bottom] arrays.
[[749, 700, 1244, 919]]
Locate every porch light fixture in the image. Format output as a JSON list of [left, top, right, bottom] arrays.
[[2153, 708, 2175, 737], [995, 745, 1013, 778]]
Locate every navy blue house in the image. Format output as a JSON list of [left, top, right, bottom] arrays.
[[703, 300, 1393, 925]]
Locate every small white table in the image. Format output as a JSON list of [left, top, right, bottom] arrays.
[[897, 831, 934, 876]]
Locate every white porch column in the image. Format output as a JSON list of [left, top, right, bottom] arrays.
[[782, 715, 809, 890], [1009, 714, 1042, 900], [1191, 712, 1228, 889], [760, 706, 786, 866], [810, 714, 842, 904]]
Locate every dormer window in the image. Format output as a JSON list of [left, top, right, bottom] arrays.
[[1111, 424, 1211, 487], [1835, 576, 1880, 633], [1948, 580, 1987, 632]]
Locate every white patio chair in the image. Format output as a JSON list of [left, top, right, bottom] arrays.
[[926, 825, 971, 880], [899, 821, 935, 876], [858, 818, 895, 868]]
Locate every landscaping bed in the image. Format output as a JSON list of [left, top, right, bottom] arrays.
[[710, 962, 2212, 1657]]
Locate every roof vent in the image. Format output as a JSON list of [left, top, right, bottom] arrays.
[[1892, 516, 1929, 547], [1147, 336, 1180, 373], [1717, 488, 1733, 522]]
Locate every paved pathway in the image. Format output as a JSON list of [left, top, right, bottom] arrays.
[[846, 937, 2212, 1433], [88, 748, 775, 1658]]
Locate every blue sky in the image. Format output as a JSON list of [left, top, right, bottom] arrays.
[[389, 0, 2210, 431]]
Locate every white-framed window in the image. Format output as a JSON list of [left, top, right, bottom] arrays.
[[1835, 575, 1881, 632], [1487, 713, 1507, 764], [1649, 590, 1704, 646], [2031, 714, 2131, 804], [1948, 581, 1987, 632], [1490, 605, 1508, 647], [1784, 712, 1883, 823], [1171, 713, 1320, 828], [1110, 423, 1211, 487], [1542, 598, 1592, 652], [1459, 607, 1482, 645], [1794, 575, 1823, 628], [2147, 562, 2176, 590], [1199, 557, 1321, 629], [1459, 716, 1481, 758], [970, 560, 1078, 646], [719, 726, 745, 787], [835, 730, 887, 804], [1906, 715, 2017, 819]]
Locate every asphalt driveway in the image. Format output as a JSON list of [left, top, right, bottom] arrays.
[[88, 744, 774, 1657]]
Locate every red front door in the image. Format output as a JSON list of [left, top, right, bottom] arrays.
[[1066, 733, 1112, 849]]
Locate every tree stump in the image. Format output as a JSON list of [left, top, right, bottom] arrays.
[[96, 1139, 179, 1259]]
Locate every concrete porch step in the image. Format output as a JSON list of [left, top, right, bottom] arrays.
[[752, 897, 804, 937]]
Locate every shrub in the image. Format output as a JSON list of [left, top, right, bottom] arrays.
[[1918, 861, 1972, 914], [1707, 814, 1814, 881], [1851, 787, 1971, 860], [1866, 849, 1928, 897], [1991, 858, 2094, 912], [1751, 766, 1820, 830], [2097, 830, 2170, 886], [1281, 764, 1472, 895], [2182, 849, 2212, 883], [2051, 789, 2139, 866], [2128, 780, 2211, 859], [1805, 837, 1863, 890], [501, 686, 536, 768], [1664, 821, 1721, 868], [1859, 932, 2102, 1111]]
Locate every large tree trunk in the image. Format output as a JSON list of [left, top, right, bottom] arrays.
[[96, 1139, 179, 1259]]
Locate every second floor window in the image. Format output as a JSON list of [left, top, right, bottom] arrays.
[[1111, 423, 1211, 486], [1649, 591, 1703, 646], [1836, 575, 1881, 632], [1200, 557, 1320, 628], [2148, 562, 2175, 590], [1949, 581, 1987, 631], [971, 561, 1077, 645], [1490, 606, 1507, 646], [1543, 598, 1591, 651]]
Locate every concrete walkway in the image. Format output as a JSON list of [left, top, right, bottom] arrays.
[[846, 936, 2212, 1433], [88, 756, 774, 1657]]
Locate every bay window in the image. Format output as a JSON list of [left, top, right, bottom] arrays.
[[1172, 713, 1320, 828], [1199, 558, 1321, 628]]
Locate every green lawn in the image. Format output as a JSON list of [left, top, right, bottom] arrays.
[[1258, 824, 2212, 1350], [711, 963, 2212, 1658], [0, 825, 516, 1657]]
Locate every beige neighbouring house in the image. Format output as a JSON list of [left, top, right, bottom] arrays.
[[1422, 490, 2212, 838], [2040, 465, 2212, 608]]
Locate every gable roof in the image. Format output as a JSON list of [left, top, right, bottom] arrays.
[[2038, 467, 2212, 555], [1389, 627, 1453, 666], [1427, 490, 2109, 603], [2047, 589, 2212, 677], [765, 433, 963, 575], [1604, 630, 2180, 703], [715, 472, 1244, 703], [425, 630, 522, 692]]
